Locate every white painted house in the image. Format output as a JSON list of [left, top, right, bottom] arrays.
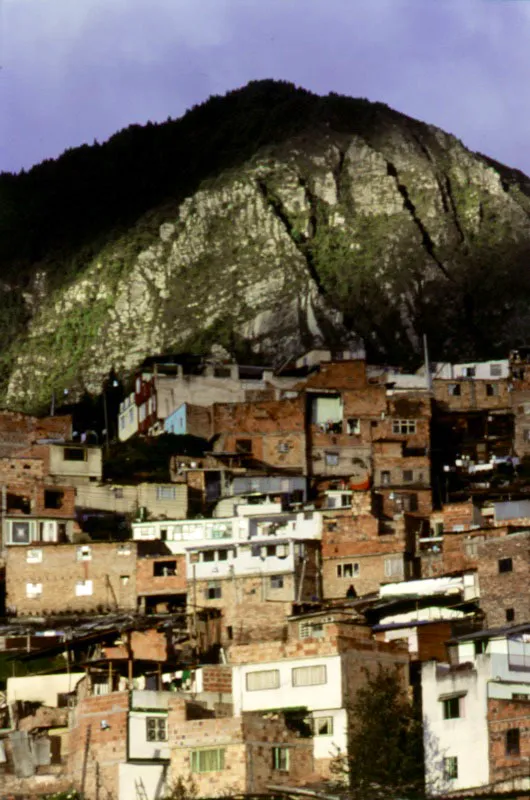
[[132, 509, 322, 555], [231, 647, 348, 766], [422, 625, 530, 794]]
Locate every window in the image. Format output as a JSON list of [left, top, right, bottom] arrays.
[[272, 747, 290, 772], [154, 560, 177, 577], [44, 489, 63, 509], [120, 575, 130, 586], [337, 563, 359, 578], [399, 493, 418, 512], [490, 364, 502, 377], [312, 716, 333, 736], [403, 469, 413, 483], [26, 549, 42, 564], [392, 420, 417, 435], [206, 582, 221, 600], [474, 639, 488, 656], [448, 383, 461, 396], [442, 696, 462, 719], [465, 367, 476, 378], [524, 429, 530, 444], [203, 550, 215, 563], [10, 521, 31, 544], [146, 717, 167, 742], [381, 470, 391, 485], [384, 556, 404, 579], [191, 748, 225, 773], [235, 439, 252, 454], [75, 580, 93, 596], [156, 486, 176, 501], [486, 383, 498, 397], [270, 575, 284, 589], [347, 418, 360, 435], [277, 442, 290, 453], [443, 756, 458, 780], [218, 549, 229, 561], [76, 546, 91, 562], [114, 487, 124, 499], [129, 408, 134, 423], [266, 544, 277, 557], [246, 669, 280, 691], [506, 728, 520, 756], [506, 608, 515, 623], [499, 558, 513, 573], [325, 452, 339, 467], [63, 447, 86, 462], [292, 665, 327, 687], [117, 544, 131, 556], [300, 622, 324, 639], [26, 583, 42, 598]]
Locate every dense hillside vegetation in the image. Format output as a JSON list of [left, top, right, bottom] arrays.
[[3, 80, 530, 410]]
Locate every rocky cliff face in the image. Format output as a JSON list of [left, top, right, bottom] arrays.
[[3, 81, 530, 410]]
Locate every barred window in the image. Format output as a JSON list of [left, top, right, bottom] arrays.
[[146, 717, 167, 742]]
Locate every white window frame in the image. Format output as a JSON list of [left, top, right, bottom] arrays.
[[26, 582, 42, 598], [392, 419, 417, 435], [292, 665, 327, 687], [245, 669, 280, 691]]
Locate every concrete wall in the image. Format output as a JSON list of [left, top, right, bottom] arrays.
[[75, 482, 188, 518], [7, 673, 85, 706], [48, 444, 102, 482], [422, 660, 490, 794]]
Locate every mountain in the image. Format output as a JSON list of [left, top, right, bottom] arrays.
[[2, 79, 530, 411]]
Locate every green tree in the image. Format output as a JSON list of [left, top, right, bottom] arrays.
[[331, 667, 425, 800]]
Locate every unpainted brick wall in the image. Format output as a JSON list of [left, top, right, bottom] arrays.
[[6, 541, 138, 615], [0, 412, 71, 459], [488, 697, 530, 786], [477, 533, 530, 627], [433, 378, 511, 412], [68, 692, 129, 800], [169, 712, 316, 795], [136, 554, 187, 595]]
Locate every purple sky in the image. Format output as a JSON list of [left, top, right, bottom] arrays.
[[2, 0, 530, 175]]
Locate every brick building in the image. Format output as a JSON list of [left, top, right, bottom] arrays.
[[0, 411, 71, 459], [212, 396, 306, 472], [303, 360, 382, 485], [321, 490, 411, 598], [229, 618, 409, 776], [6, 541, 139, 616], [169, 711, 315, 796], [136, 545, 187, 613], [186, 538, 321, 643], [67, 689, 316, 800], [510, 348, 530, 458], [476, 532, 530, 627], [488, 697, 530, 791]]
